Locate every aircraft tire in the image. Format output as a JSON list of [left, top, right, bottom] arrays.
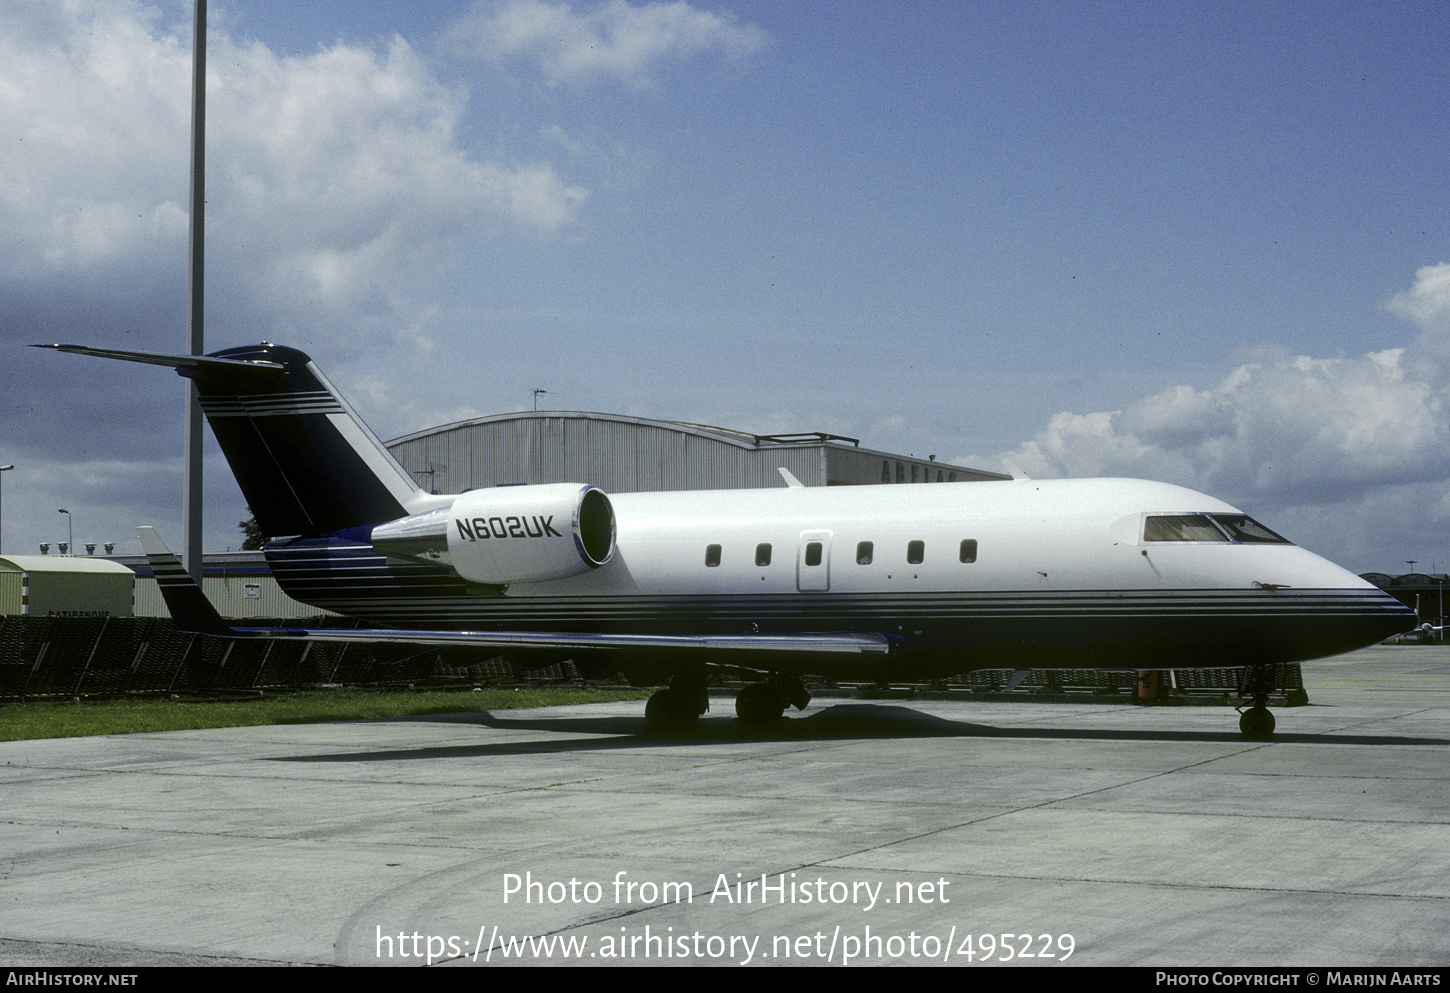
[[1239, 706, 1275, 740], [645, 688, 700, 733], [735, 682, 787, 724]]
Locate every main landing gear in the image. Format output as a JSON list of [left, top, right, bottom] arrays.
[[643, 672, 813, 731], [644, 670, 710, 733], [734, 674, 811, 724]]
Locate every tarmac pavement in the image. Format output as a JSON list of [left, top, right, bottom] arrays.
[[2, 643, 1449, 967]]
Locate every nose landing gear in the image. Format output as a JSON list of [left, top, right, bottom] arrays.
[[1238, 704, 1276, 739], [1237, 664, 1279, 740]]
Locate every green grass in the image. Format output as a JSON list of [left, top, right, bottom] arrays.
[[0, 686, 652, 741]]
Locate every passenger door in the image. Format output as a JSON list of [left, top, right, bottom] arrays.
[[796, 529, 832, 592]]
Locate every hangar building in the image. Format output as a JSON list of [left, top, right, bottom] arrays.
[[384, 410, 1010, 494]]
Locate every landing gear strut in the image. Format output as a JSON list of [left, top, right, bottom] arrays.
[[645, 670, 710, 732], [735, 674, 811, 724], [1237, 664, 1278, 740]]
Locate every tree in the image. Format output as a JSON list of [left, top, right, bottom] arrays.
[[238, 511, 265, 551]]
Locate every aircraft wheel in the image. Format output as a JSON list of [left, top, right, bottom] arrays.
[[1239, 706, 1275, 740], [735, 682, 787, 724], [645, 688, 700, 733]]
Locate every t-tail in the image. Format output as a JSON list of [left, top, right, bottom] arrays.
[[33, 342, 438, 538]]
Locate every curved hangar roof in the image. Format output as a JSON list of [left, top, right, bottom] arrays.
[[386, 410, 1009, 495]]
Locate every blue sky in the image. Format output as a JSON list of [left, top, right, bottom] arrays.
[[3, 0, 1449, 572]]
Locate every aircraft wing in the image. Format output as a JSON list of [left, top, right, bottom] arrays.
[[138, 528, 894, 661]]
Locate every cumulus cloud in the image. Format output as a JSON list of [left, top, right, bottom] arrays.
[[963, 263, 1450, 564], [0, 0, 590, 553], [0, 0, 587, 352], [443, 0, 769, 88], [988, 344, 1450, 502], [1389, 262, 1450, 353], [203, 34, 588, 347]]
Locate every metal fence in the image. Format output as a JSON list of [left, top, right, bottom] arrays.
[[1, 614, 1302, 704], [0, 616, 547, 700]]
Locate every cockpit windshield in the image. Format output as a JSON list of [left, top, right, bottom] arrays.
[[1143, 514, 1228, 542], [1142, 513, 1292, 545], [1209, 514, 1289, 543]]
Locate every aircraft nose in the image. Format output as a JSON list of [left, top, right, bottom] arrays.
[[1353, 588, 1421, 645], [1262, 585, 1421, 662]]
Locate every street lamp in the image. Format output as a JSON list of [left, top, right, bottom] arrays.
[[58, 508, 73, 556], [0, 464, 12, 555]]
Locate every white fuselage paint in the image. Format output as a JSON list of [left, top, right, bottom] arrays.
[[508, 477, 1369, 599]]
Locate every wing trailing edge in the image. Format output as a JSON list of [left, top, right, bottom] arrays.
[[137, 528, 894, 660]]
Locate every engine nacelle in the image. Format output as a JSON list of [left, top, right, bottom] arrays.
[[370, 483, 616, 586]]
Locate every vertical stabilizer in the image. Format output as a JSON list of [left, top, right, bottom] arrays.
[[35, 342, 426, 538]]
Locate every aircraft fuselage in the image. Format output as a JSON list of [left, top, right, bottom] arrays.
[[265, 476, 1412, 678]]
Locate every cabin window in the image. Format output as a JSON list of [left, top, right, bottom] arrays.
[[705, 544, 722, 567], [960, 539, 977, 563], [1143, 515, 1229, 543], [804, 541, 823, 567], [856, 541, 874, 565], [907, 540, 925, 564], [755, 543, 773, 567]]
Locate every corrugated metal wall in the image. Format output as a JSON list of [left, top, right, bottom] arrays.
[[387, 411, 1007, 495], [132, 574, 331, 620], [0, 573, 21, 615], [390, 412, 834, 493]]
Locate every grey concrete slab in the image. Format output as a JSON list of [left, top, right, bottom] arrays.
[[2, 644, 1450, 967]]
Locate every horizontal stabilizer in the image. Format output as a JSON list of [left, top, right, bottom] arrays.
[[32, 343, 283, 376]]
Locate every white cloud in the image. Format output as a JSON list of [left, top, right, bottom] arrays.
[[961, 265, 1450, 564], [0, 3, 188, 284], [985, 345, 1450, 501], [1, 1, 587, 349], [1, 0, 593, 554], [205, 34, 587, 343], [444, 0, 769, 88], [1388, 262, 1450, 367]]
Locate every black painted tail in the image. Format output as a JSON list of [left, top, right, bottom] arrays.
[[36, 342, 425, 538]]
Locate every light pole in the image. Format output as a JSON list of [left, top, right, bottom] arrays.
[[0, 464, 12, 555], [58, 508, 73, 556], [183, 0, 207, 584]]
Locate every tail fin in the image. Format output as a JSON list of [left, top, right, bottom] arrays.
[[35, 342, 425, 538]]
